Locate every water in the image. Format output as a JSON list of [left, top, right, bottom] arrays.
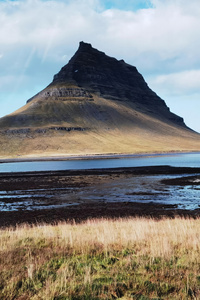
[[75, 174, 200, 210], [1, 152, 200, 173], [1, 173, 200, 211], [0, 152, 200, 211]]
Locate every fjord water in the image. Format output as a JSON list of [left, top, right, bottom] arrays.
[[1, 152, 200, 172]]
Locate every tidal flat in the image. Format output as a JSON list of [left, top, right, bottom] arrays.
[[0, 165, 200, 227]]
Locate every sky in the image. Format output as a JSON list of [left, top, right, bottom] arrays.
[[0, 0, 200, 132]]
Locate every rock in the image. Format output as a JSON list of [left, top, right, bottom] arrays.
[[27, 87, 93, 103], [40, 41, 184, 126]]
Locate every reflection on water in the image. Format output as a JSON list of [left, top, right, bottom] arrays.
[[1, 174, 200, 211], [1, 152, 200, 173]]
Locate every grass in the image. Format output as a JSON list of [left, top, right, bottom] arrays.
[[1, 93, 200, 159], [1, 217, 200, 299]]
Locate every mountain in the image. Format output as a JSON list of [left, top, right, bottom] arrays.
[[0, 41, 199, 158]]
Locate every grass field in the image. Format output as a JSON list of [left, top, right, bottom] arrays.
[[1, 217, 200, 299]]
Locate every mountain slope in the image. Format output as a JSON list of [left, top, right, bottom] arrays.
[[0, 42, 199, 158]]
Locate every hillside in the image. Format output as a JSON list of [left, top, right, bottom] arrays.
[[0, 42, 199, 158]]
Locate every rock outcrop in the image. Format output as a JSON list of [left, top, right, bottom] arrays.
[[27, 87, 93, 103]]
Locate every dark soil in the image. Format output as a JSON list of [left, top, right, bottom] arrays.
[[161, 175, 200, 186]]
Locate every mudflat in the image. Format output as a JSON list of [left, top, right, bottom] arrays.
[[1, 165, 200, 227]]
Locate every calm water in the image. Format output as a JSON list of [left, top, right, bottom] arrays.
[[1, 152, 200, 173], [0, 152, 200, 211]]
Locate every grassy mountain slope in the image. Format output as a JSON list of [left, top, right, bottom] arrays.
[[0, 93, 199, 158]]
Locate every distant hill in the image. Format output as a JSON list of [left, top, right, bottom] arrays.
[[0, 41, 199, 158]]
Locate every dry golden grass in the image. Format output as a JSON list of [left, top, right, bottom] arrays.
[[0, 128, 200, 159], [0, 94, 200, 158], [1, 217, 200, 299]]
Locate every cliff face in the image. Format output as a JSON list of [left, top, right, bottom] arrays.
[[52, 41, 150, 101], [27, 41, 184, 126], [0, 42, 199, 158]]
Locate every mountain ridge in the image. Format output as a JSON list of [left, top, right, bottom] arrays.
[[0, 41, 199, 158], [27, 41, 185, 128]]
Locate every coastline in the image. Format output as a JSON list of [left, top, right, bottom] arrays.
[[1, 165, 200, 177], [0, 150, 200, 164]]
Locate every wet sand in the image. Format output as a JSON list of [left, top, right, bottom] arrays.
[[1, 165, 200, 227]]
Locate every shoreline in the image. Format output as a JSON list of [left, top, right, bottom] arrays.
[[0, 150, 200, 164], [1, 165, 200, 177]]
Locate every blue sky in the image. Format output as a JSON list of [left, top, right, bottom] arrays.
[[102, 0, 152, 11], [0, 0, 152, 10], [0, 0, 200, 132]]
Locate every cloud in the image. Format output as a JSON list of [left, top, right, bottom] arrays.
[[1, 0, 200, 73], [101, 1, 200, 74], [148, 70, 200, 96], [0, 1, 199, 65]]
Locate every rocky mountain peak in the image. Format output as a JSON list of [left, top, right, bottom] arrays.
[[78, 41, 93, 50], [25, 42, 186, 128], [51, 41, 154, 101], [48, 42, 184, 126], [50, 42, 148, 95]]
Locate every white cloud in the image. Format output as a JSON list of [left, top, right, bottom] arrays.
[[100, 2, 200, 74], [148, 70, 200, 96], [0, 0, 200, 71]]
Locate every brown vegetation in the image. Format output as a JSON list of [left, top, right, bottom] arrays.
[[1, 217, 200, 299], [1, 95, 200, 159]]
